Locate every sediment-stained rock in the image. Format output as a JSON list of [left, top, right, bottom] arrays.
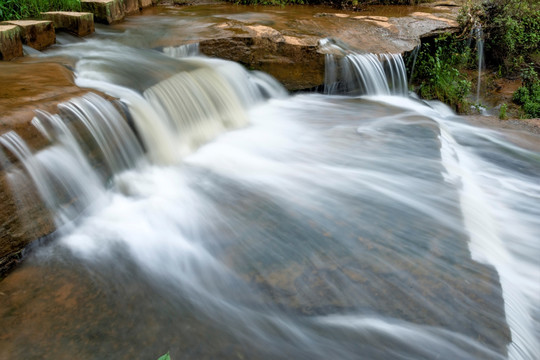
[[2, 20, 55, 51], [41, 11, 95, 37], [0, 25, 22, 61]]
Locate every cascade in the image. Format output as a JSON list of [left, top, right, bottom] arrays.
[[474, 23, 485, 103], [321, 39, 408, 96], [1, 15, 539, 360], [163, 43, 200, 58]]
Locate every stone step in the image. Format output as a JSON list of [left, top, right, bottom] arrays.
[[41, 11, 95, 37], [0, 25, 22, 61], [123, 0, 140, 15], [2, 20, 55, 51], [81, 0, 125, 24], [139, 0, 153, 8]]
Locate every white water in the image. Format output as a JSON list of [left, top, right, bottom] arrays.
[[321, 39, 408, 96], [1, 28, 539, 360]]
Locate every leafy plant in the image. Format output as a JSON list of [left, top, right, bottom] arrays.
[[499, 103, 508, 120], [513, 67, 540, 118], [157, 352, 171, 360], [411, 34, 472, 112]]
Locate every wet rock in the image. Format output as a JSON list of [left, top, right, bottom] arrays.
[[2, 20, 55, 51], [200, 24, 324, 91], [0, 25, 22, 61], [0, 61, 98, 275], [41, 11, 95, 37], [81, 0, 125, 24]]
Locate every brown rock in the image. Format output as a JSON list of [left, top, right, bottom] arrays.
[[2, 20, 55, 51], [138, 0, 153, 8], [0, 61, 98, 275], [81, 0, 125, 24], [0, 25, 22, 61], [41, 11, 95, 37], [123, 0, 140, 14]]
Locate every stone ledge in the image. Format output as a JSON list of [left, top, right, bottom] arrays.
[[0, 25, 22, 61], [81, 0, 125, 24], [2, 20, 55, 51], [41, 11, 95, 37]]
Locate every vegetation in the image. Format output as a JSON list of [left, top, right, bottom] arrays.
[[0, 0, 81, 22], [411, 34, 472, 112], [157, 352, 171, 360], [512, 67, 540, 118], [410, 0, 539, 117]]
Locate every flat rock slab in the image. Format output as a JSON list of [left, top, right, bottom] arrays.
[[0, 25, 22, 61], [41, 11, 95, 37], [2, 20, 55, 51], [81, 0, 125, 24]]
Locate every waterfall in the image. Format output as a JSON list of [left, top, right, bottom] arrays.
[[320, 37, 407, 96], [162, 43, 200, 58], [324, 51, 408, 96], [474, 23, 485, 103], [143, 66, 248, 156], [0, 55, 288, 224]]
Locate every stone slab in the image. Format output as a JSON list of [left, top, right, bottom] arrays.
[[81, 0, 125, 24], [41, 12, 95, 37], [123, 0, 140, 15], [139, 0, 153, 8], [0, 25, 22, 61], [2, 20, 55, 51]]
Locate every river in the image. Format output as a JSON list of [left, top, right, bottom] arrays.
[[0, 5, 539, 360]]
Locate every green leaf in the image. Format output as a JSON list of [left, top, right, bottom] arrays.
[[157, 352, 171, 360]]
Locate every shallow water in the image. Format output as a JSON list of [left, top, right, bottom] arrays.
[[1, 6, 539, 360]]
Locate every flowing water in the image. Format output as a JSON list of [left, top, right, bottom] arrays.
[[1, 7, 539, 360]]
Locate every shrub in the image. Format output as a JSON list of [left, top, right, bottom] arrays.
[[478, 0, 540, 73], [512, 67, 540, 118], [411, 34, 472, 112]]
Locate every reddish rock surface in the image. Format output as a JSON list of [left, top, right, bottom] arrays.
[[0, 61, 98, 274]]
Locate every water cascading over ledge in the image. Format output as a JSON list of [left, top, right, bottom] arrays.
[[320, 38, 408, 96], [0, 54, 287, 233]]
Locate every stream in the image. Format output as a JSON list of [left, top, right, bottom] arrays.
[[0, 5, 539, 360]]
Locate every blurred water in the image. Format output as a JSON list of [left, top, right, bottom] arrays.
[[0, 8, 539, 360]]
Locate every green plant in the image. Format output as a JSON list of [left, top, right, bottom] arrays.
[[157, 352, 171, 360], [480, 0, 540, 73], [512, 67, 540, 118], [411, 34, 472, 112], [0, 0, 81, 21], [499, 103, 508, 119]]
